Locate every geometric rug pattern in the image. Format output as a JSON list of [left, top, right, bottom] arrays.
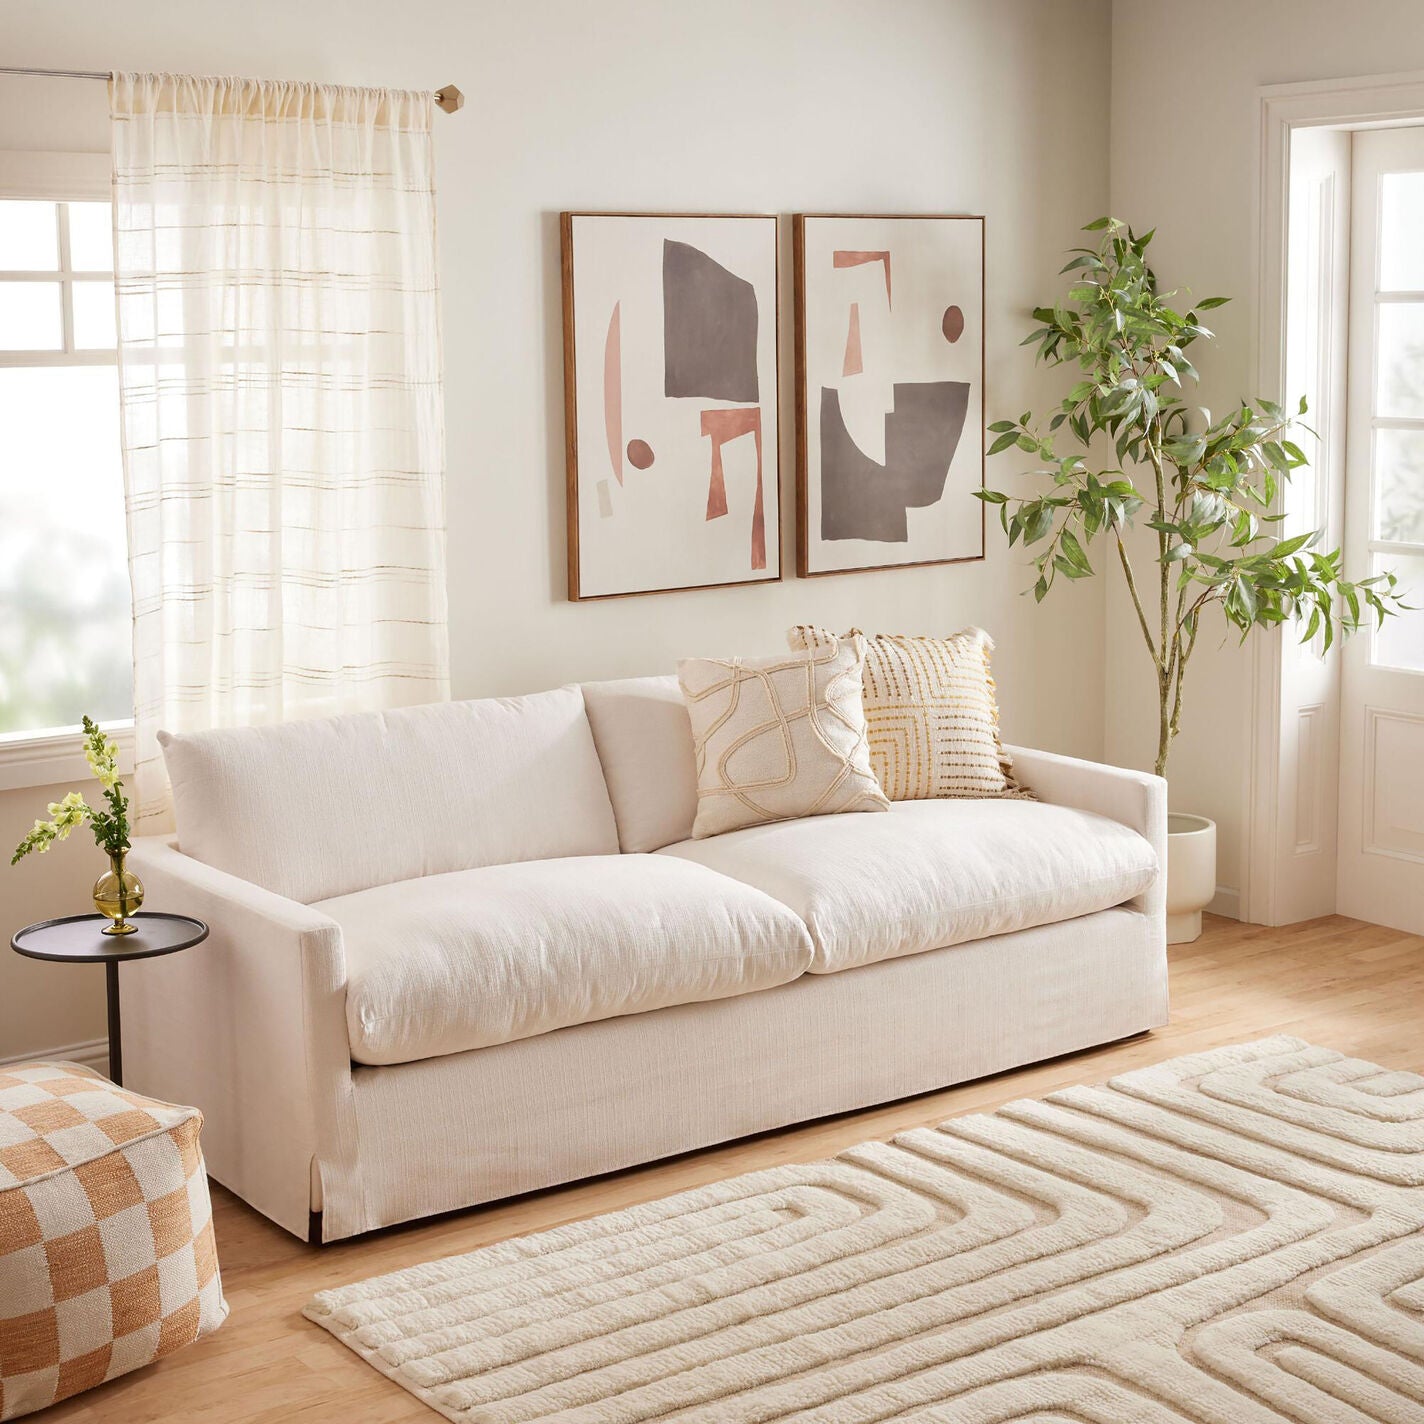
[[305, 1037, 1424, 1422]]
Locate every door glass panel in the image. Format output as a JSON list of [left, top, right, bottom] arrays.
[[1374, 427, 1424, 544], [66, 202, 113, 272], [1377, 303, 1424, 418], [1381, 171, 1424, 290], [1373, 550, 1424, 671], [0, 201, 58, 271], [72, 280, 116, 349], [0, 282, 63, 350]]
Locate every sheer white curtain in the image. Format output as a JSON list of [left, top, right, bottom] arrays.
[[110, 73, 450, 829]]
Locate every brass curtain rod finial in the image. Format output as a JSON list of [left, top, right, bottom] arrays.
[[435, 85, 464, 114]]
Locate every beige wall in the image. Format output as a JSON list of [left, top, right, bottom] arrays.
[[1107, 0, 1424, 906], [0, 0, 1116, 1060]]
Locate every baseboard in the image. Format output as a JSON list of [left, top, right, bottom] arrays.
[[0, 1037, 109, 1075], [1209, 885, 1241, 921]]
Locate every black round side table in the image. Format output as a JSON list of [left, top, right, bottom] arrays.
[[11, 912, 208, 1086]]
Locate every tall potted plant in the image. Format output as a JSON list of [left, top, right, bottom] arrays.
[[980, 217, 1404, 942]]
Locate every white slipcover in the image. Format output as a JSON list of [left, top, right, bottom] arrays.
[[320, 855, 814, 1065], [158, 686, 619, 903], [659, 797, 1158, 974], [581, 675, 698, 852], [122, 682, 1169, 1243]]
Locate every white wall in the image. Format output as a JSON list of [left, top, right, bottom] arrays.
[[0, 0, 1112, 1061], [1108, 0, 1424, 907]]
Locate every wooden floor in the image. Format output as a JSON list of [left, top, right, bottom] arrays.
[[46, 913, 1424, 1423]]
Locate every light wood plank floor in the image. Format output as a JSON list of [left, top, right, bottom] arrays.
[[45, 913, 1424, 1422]]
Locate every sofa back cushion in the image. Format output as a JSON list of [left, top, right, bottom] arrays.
[[581, 676, 699, 852], [159, 687, 619, 903]]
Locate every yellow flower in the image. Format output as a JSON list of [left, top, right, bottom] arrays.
[[85, 740, 119, 789]]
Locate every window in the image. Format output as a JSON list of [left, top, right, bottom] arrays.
[[0, 195, 132, 739]]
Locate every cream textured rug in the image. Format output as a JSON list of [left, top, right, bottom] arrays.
[[305, 1037, 1424, 1422]]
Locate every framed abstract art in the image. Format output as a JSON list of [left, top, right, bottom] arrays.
[[561, 212, 781, 599], [794, 214, 985, 576]]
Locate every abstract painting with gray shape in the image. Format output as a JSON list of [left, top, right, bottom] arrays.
[[798, 215, 984, 574], [568, 214, 779, 597]]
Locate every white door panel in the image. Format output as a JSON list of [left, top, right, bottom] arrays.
[[1339, 126, 1424, 933]]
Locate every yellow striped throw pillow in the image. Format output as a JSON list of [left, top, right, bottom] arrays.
[[787, 626, 1032, 802]]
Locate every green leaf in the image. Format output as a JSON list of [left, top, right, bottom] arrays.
[[987, 419, 1017, 433], [1059, 527, 1093, 574], [976, 489, 1009, 504], [988, 431, 1019, 456], [1024, 502, 1056, 544], [1196, 295, 1230, 309]]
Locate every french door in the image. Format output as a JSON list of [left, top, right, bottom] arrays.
[[1338, 126, 1424, 933]]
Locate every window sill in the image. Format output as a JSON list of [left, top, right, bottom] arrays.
[[0, 722, 135, 794]]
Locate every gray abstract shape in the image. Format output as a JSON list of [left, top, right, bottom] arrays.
[[663, 239, 759, 402], [820, 381, 970, 543]]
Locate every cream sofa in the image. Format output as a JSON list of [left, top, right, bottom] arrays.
[[121, 677, 1168, 1242]]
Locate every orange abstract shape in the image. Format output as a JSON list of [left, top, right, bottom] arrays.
[[603, 303, 623, 483], [942, 304, 965, 342], [626, 439, 655, 470], [833, 250, 891, 308], [842, 302, 863, 376], [700, 407, 766, 570]]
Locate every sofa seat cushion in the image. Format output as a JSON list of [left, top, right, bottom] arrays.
[[658, 798, 1158, 975], [321, 856, 814, 1066]]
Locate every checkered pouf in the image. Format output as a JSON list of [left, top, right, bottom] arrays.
[[0, 1061, 227, 1419]]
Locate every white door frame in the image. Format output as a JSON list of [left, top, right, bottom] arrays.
[[1248, 68, 1424, 925]]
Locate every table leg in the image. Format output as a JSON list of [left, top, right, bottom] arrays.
[[106, 959, 122, 1086]]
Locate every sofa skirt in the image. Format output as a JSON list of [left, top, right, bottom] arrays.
[[320, 904, 1166, 1240]]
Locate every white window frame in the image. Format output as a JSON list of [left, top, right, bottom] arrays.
[[0, 150, 134, 791]]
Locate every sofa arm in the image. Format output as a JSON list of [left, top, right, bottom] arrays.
[[1004, 745, 1167, 919], [121, 837, 355, 1239]]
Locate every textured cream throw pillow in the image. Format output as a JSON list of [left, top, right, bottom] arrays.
[[677, 638, 890, 838], [788, 625, 1032, 802]]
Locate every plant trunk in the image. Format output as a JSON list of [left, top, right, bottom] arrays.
[[1155, 677, 1171, 780]]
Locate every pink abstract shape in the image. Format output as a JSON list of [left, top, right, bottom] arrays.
[[833, 249, 892, 308], [842, 302, 863, 377], [700, 407, 766, 570], [603, 303, 623, 484]]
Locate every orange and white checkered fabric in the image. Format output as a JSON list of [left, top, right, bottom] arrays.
[[0, 1062, 227, 1420]]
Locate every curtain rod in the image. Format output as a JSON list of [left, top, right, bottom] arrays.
[[0, 66, 465, 113]]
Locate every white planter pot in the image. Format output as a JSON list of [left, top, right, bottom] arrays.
[[1166, 813, 1216, 944]]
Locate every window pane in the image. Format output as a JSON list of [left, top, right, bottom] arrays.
[[0, 201, 58, 270], [73, 280, 116, 349], [1377, 303, 1424, 417], [1375, 428, 1424, 544], [66, 202, 113, 272], [0, 282, 63, 351], [1381, 171, 1424, 290], [0, 367, 131, 733], [1373, 551, 1424, 672]]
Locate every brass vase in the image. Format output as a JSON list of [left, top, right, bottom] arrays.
[[93, 852, 143, 935]]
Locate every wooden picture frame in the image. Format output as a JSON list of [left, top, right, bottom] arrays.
[[561, 212, 782, 600], [793, 213, 985, 578]]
